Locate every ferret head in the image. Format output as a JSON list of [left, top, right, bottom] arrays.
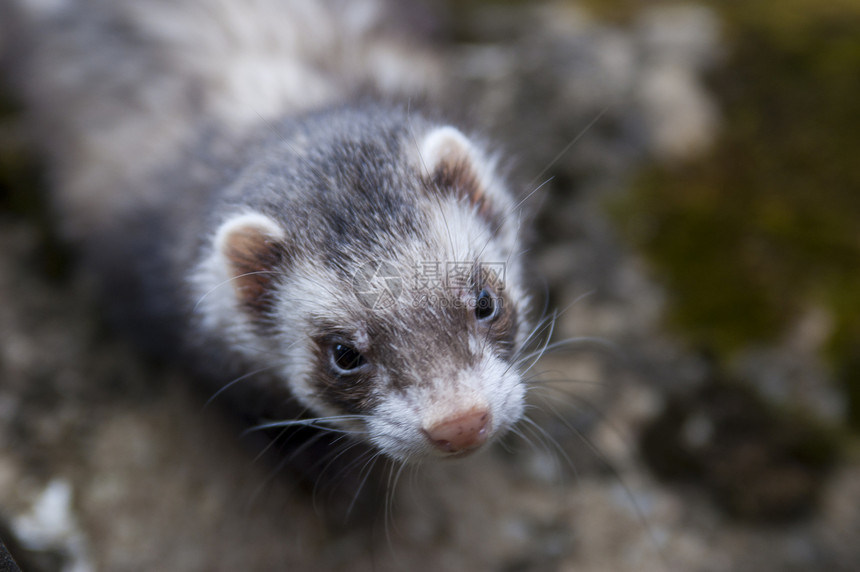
[[194, 110, 531, 462]]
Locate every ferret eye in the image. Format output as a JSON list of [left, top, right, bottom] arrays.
[[474, 288, 497, 321], [331, 343, 366, 373]]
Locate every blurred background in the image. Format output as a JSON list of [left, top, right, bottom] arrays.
[[1, 1, 858, 570]]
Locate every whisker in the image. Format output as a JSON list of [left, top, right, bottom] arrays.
[[192, 269, 286, 313], [250, 425, 292, 464], [383, 458, 407, 552], [520, 415, 575, 482], [515, 289, 597, 355], [247, 428, 330, 506], [514, 336, 619, 367], [308, 437, 369, 517], [203, 360, 290, 409], [346, 450, 385, 518], [513, 311, 558, 357], [219, 335, 306, 363], [530, 392, 668, 566], [475, 174, 555, 263], [516, 310, 558, 377], [243, 415, 370, 436], [522, 371, 608, 390], [527, 103, 613, 189]]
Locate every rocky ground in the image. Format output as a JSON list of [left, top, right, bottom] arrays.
[[1, 2, 858, 571]]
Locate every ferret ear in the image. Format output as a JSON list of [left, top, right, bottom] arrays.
[[214, 212, 290, 315], [420, 126, 494, 219]]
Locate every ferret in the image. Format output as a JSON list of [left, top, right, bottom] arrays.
[[2, 0, 532, 463]]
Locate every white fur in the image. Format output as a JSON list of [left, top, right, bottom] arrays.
[[367, 355, 525, 461], [190, 211, 284, 343], [418, 126, 515, 215], [419, 126, 474, 172]]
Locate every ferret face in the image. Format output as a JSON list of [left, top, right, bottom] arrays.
[[194, 117, 530, 461], [284, 250, 524, 459], [286, 230, 528, 461]]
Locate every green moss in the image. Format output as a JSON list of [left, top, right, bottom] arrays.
[[615, 0, 860, 428]]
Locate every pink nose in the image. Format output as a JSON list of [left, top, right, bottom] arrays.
[[423, 408, 492, 454]]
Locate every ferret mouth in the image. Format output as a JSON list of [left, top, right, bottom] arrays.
[[436, 445, 488, 460]]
